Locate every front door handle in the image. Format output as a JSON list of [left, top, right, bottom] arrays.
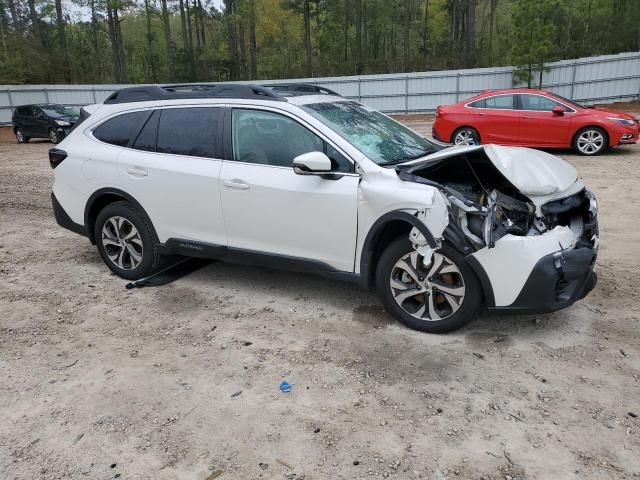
[[223, 180, 250, 190], [126, 167, 148, 177], [522, 116, 533, 119]]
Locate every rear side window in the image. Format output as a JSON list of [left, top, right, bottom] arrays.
[[132, 110, 160, 152], [93, 111, 150, 147], [156, 108, 219, 158], [467, 99, 486, 108], [484, 95, 514, 109]]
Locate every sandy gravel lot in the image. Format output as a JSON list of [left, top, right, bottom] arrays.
[[1, 127, 639, 480]]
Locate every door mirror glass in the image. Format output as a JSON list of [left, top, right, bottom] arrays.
[[552, 105, 566, 115], [293, 151, 332, 175]]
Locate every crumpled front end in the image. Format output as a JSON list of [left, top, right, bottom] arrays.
[[397, 146, 598, 311]]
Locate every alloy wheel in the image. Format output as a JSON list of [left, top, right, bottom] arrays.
[[16, 129, 25, 143], [453, 128, 479, 146], [576, 129, 604, 154], [389, 251, 465, 321], [49, 129, 58, 143], [101, 216, 144, 271]]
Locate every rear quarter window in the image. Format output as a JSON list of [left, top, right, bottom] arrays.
[[93, 111, 150, 147]]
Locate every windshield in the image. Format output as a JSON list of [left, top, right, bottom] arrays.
[[302, 101, 439, 165], [42, 105, 79, 118]]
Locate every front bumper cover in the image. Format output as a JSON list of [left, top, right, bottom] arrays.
[[487, 245, 597, 314]]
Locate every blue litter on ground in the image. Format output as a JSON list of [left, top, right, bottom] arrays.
[[279, 380, 292, 393]]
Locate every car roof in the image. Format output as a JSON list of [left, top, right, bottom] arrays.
[[477, 88, 555, 96]]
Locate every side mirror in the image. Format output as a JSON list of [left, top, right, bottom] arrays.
[[293, 151, 332, 175], [552, 105, 565, 116]]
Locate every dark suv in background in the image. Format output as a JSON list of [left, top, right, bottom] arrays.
[[12, 104, 79, 144]]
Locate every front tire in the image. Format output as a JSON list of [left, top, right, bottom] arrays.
[[94, 201, 162, 280], [48, 128, 60, 144], [376, 238, 482, 333], [452, 127, 480, 146], [573, 127, 607, 156]]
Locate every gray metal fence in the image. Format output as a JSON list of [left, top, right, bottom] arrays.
[[2, 51, 639, 125]]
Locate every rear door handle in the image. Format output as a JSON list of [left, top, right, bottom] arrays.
[[522, 116, 533, 119], [223, 180, 250, 190], [479, 113, 488, 116], [126, 167, 148, 177]]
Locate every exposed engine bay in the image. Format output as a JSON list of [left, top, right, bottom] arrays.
[[397, 149, 598, 250]]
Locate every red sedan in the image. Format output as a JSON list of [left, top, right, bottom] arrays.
[[432, 88, 639, 155]]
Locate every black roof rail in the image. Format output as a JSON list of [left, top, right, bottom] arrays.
[[263, 83, 340, 96], [103, 84, 287, 104]]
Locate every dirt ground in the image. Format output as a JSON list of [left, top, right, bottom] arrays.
[[1, 125, 639, 480]]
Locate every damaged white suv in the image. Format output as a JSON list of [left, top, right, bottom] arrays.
[[50, 84, 598, 333]]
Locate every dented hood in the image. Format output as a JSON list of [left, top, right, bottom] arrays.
[[400, 144, 578, 197]]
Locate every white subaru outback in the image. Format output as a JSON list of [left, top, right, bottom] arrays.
[[50, 84, 598, 333]]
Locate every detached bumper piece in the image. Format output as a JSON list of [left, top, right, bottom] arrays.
[[52, 192, 87, 237], [489, 246, 597, 315]]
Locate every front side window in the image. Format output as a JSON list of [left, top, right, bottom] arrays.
[[232, 109, 324, 167], [156, 107, 219, 157], [93, 111, 151, 147], [519, 94, 561, 111], [484, 95, 514, 110], [302, 101, 438, 166]]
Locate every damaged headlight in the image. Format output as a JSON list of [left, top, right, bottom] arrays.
[[484, 190, 535, 247]]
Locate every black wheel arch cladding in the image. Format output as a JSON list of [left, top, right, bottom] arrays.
[[85, 188, 159, 245], [360, 210, 438, 288]]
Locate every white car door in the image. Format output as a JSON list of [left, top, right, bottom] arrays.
[[113, 107, 227, 245], [219, 107, 359, 272]]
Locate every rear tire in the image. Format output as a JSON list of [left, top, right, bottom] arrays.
[[573, 127, 607, 156], [451, 127, 481, 146], [94, 201, 162, 281], [375, 238, 482, 333], [15, 128, 29, 143]]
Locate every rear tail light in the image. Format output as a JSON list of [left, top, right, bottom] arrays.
[[49, 148, 67, 169]]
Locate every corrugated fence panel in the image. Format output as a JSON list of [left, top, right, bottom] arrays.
[[1, 51, 639, 122]]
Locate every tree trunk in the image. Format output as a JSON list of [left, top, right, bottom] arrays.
[[422, 0, 429, 68], [179, 0, 188, 48], [303, 0, 312, 77], [224, 0, 238, 80], [343, 0, 349, 63], [0, 3, 8, 60], [185, 0, 196, 78], [403, 0, 410, 72], [160, 0, 176, 81], [354, 0, 362, 74], [249, 0, 257, 79], [144, 0, 157, 82], [197, 0, 206, 46], [466, 0, 476, 67], [27, 0, 40, 41], [107, 4, 128, 83], [7, 0, 20, 34], [55, 0, 71, 82], [238, 16, 246, 79], [488, 0, 495, 64]]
